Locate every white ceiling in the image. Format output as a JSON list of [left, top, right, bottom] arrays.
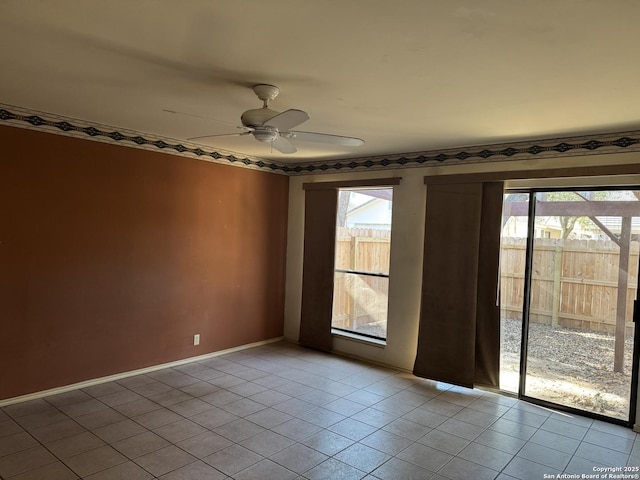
[[2, 1, 640, 164]]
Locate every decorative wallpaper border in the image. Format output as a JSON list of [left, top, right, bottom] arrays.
[[2, 104, 640, 176], [0, 105, 284, 173], [289, 131, 640, 175]]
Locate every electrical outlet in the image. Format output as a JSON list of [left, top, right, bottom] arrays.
[[193, 334, 200, 346]]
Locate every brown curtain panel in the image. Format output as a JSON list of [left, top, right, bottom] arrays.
[[299, 188, 338, 351], [474, 182, 504, 387], [414, 181, 503, 388]]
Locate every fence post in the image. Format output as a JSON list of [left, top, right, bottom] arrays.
[[350, 235, 358, 271], [348, 236, 359, 329], [614, 217, 632, 373], [551, 244, 562, 328]]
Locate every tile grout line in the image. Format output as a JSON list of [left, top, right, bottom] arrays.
[[2, 343, 638, 480]]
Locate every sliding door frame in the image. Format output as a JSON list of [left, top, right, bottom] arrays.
[[512, 186, 640, 427]]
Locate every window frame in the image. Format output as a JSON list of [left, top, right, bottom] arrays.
[[331, 185, 395, 342], [299, 177, 401, 351]]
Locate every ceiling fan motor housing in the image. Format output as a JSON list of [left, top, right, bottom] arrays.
[[240, 107, 280, 127]]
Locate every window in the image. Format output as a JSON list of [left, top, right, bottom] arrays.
[[331, 187, 393, 340]]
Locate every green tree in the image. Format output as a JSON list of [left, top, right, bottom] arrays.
[[543, 191, 611, 239]]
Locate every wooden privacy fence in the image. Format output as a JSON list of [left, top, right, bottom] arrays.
[[501, 237, 639, 335], [334, 227, 391, 273], [332, 229, 639, 336], [332, 228, 391, 331]]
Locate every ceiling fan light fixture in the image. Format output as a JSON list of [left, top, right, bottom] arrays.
[[252, 127, 279, 143]]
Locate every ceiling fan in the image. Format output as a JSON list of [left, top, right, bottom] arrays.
[[185, 84, 365, 154]]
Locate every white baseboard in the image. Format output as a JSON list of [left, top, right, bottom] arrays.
[[0, 337, 284, 407]]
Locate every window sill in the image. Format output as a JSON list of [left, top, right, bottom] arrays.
[[331, 329, 387, 348]]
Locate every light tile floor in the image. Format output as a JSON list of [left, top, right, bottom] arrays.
[[1, 341, 639, 479]]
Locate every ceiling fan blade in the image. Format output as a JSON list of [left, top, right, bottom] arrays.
[[187, 131, 251, 141], [272, 136, 297, 154], [265, 109, 310, 130], [287, 131, 365, 147]]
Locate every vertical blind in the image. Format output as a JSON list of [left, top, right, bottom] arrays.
[[413, 181, 504, 388], [298, 188, 338, 352]]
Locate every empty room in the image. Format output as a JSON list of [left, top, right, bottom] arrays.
[[2, 2, 640, 479]]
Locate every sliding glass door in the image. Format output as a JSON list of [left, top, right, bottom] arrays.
[[501, 188, 640, 424], [499, 193, 528, 393]]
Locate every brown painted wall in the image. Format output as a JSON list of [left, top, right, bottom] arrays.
[[0, 126, 289, 400]]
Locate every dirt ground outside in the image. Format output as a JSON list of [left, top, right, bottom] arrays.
[[501, 316, 635, 421]]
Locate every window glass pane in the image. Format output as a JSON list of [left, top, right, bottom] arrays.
[[499, 192, 528, 393], [523, 189, 639, 421], [332, 272, 389, 338], [332, 187, 393, 340]]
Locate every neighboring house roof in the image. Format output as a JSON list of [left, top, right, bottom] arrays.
[[347, 198, 380, 217]]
